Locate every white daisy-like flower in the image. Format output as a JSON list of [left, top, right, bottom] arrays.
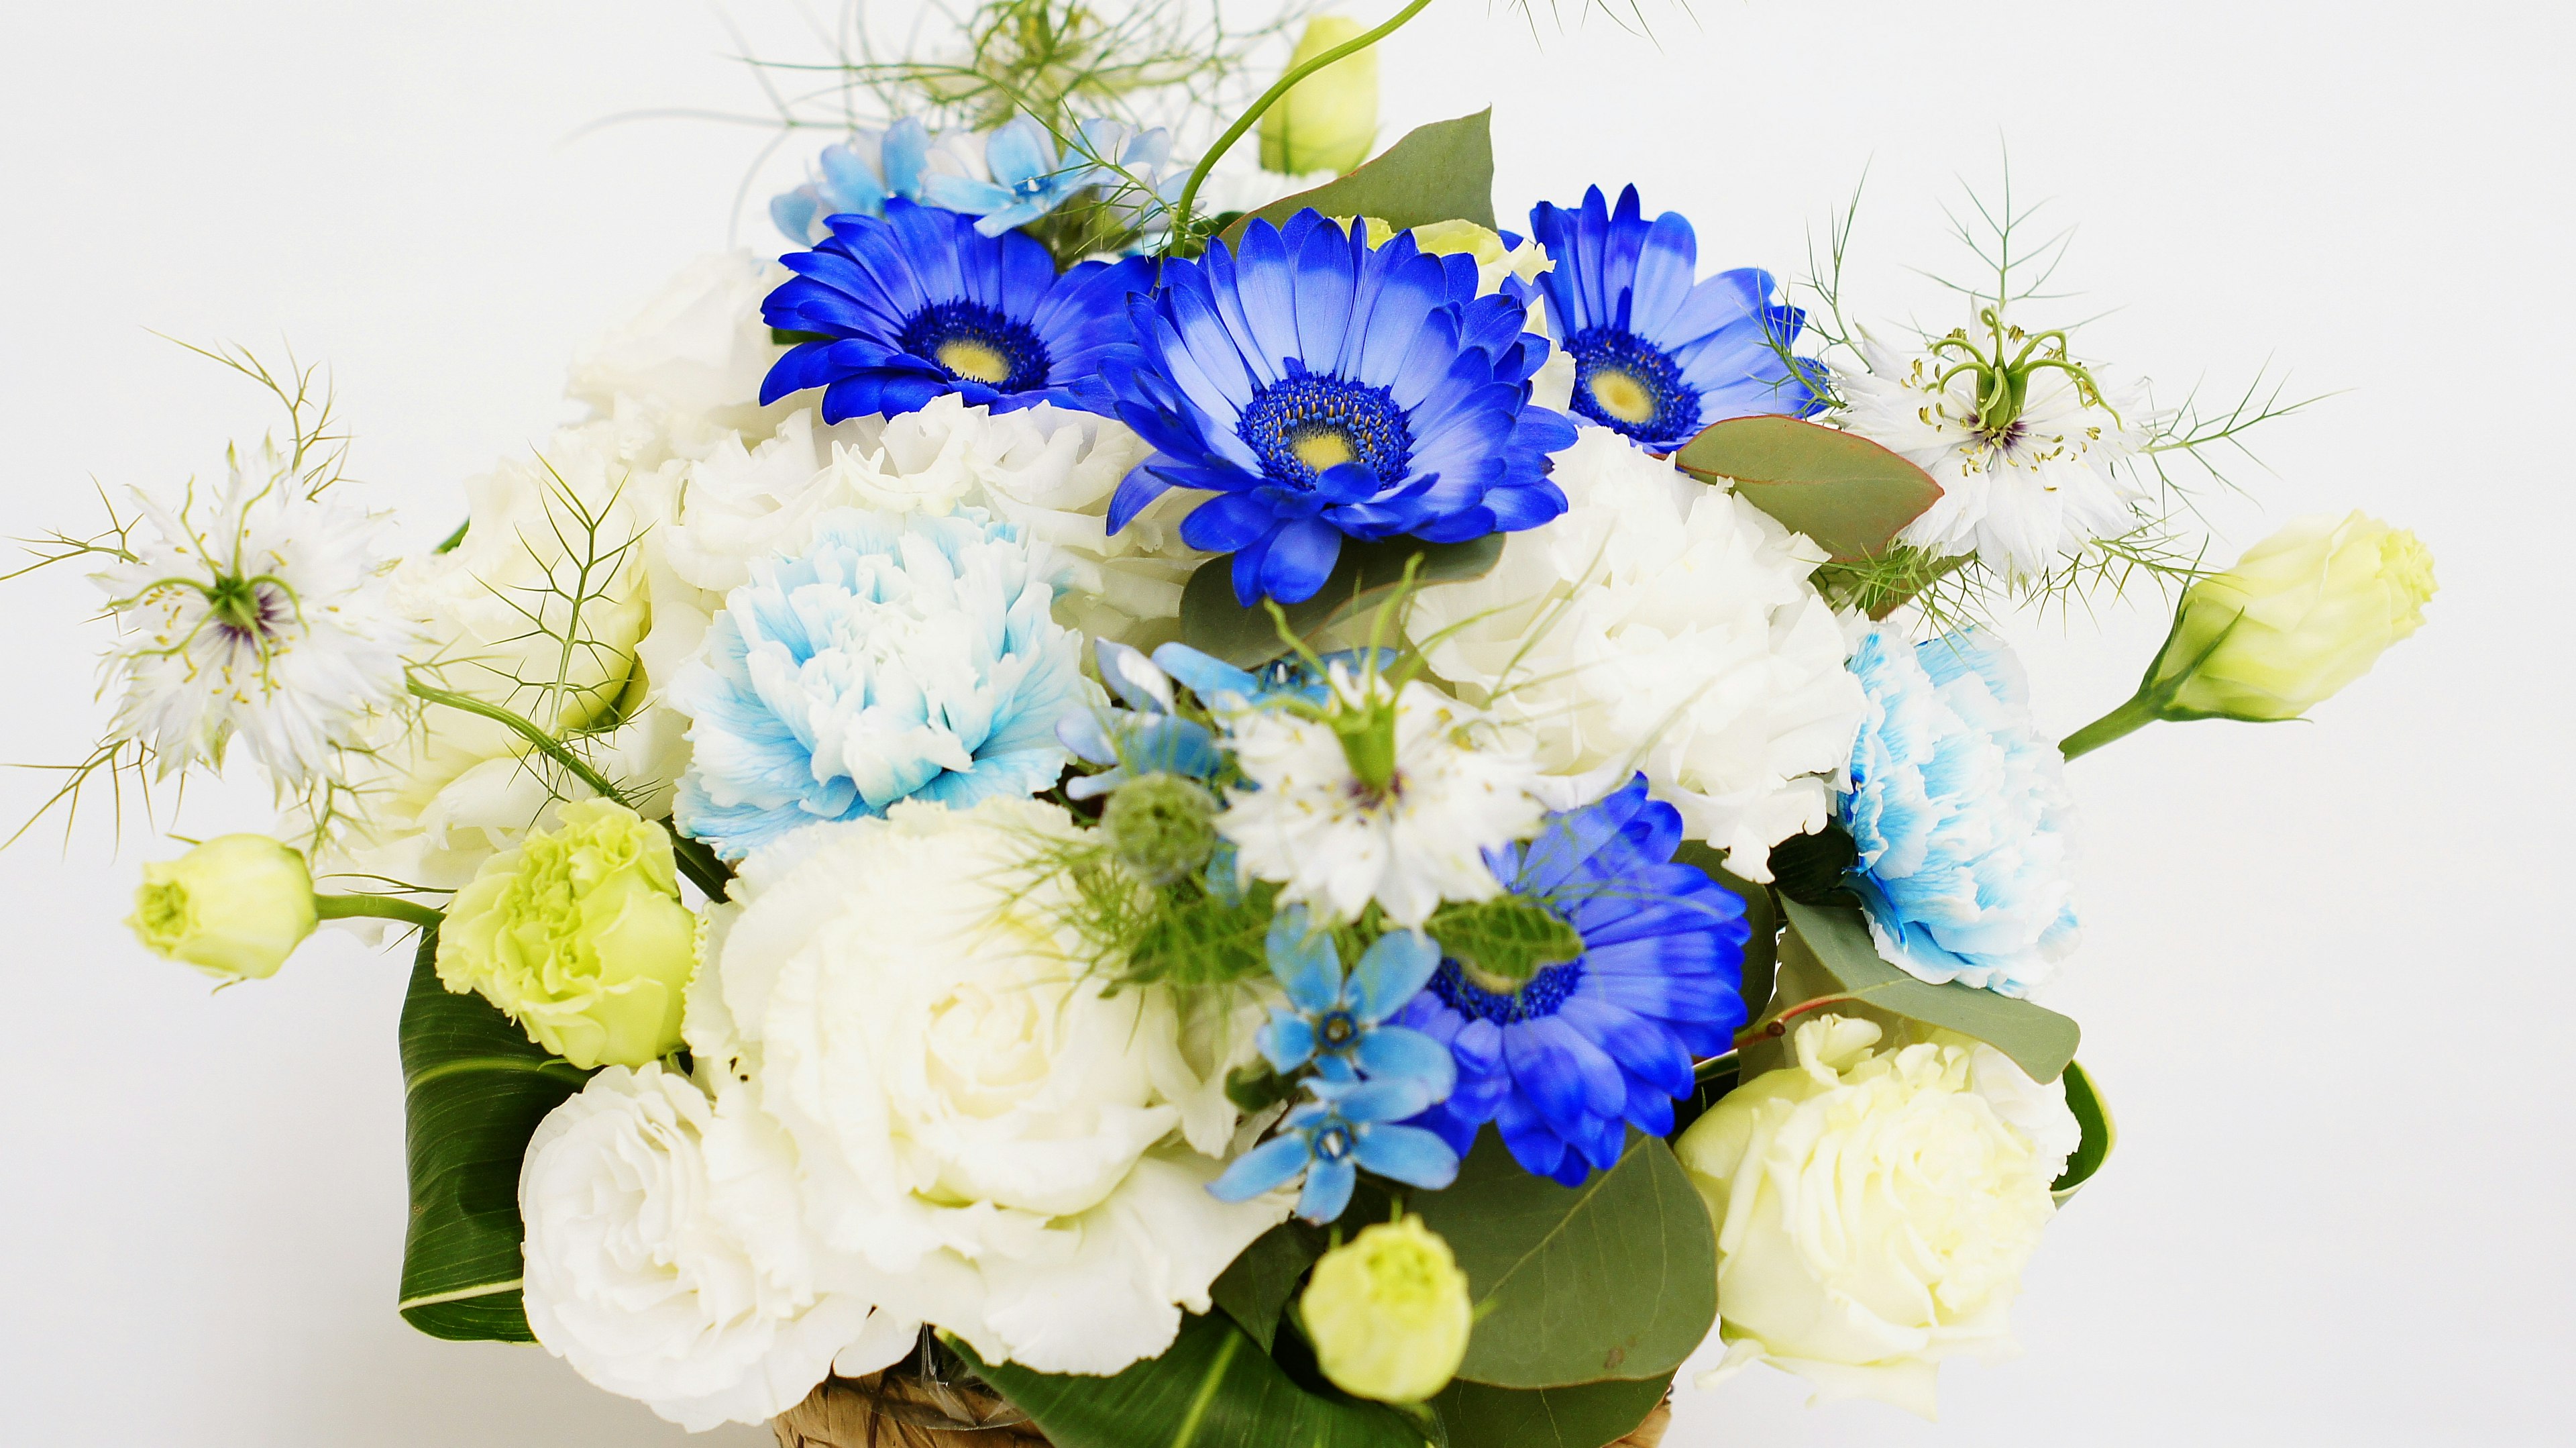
[[1218, 665, 1548, 927], [91, 444, 410, 788], [1835, 321, 2154, 579]]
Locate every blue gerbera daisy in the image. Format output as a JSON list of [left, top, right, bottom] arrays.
[[1527, 185, 1826, 452], [759, 198, 1150, 422], [1391, 774, 1753, 1186], [1103, 211, 1577, 607]]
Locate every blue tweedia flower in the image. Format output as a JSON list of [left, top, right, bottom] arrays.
[[1103, 211, 1578, 607], [1527, 185, 1827, 452], [1209, 1078, 1460, 1224], [924, 115, 1174, 237], [759, 199, 1151, 423], [769, 118, 938, 244], [669, 508, 1095, 860], [1390, 774, 1752, 1186], [1056, 640, 1222, 800], [1256, 906, 1455, 1094], [1837, 625, 2080, 997]]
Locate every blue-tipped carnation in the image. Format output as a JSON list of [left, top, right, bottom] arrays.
[[759, 199, 1149, 422], [1527, 185, 1825, 452], [1103, 211, 1577, 607]]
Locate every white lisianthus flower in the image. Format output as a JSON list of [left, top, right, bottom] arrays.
[[567, 250, 793, 456], [692, 796, 1285, 1376], [1836, 329, 2153, 579], [1405, 426, 1864, 880], [1674, 1015, 2077, 1418], [91, 442, 411, 788], [519, 1062, 918, 1432]]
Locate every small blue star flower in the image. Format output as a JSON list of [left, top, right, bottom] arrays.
[[769, 119, 938, 243], [759, 199, 1150, 422], [924, 115, 1173, 237], [1056, 641, 1222, 800], [1208, 1078, 1460, 1223], [1527, 185, 1826, 452], [1104, 211, 1577, 607], [1256, 906, 1455, 1094]]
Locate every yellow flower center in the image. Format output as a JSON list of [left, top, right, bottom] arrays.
[[1292, 426, 1358, 472], [1585, 367, 1658, 425], [937, 339, 1015, 384]]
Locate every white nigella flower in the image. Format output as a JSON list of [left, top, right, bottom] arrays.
[[1835, 312, 2154, 579], [1218, 663, 1548, 928], [91, 444, 409, 788]]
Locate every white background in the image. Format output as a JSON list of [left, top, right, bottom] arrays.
[[1, 1, 2565, 1443]]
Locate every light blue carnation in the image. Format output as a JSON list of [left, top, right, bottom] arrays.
[[671, 509, 1097, 860], [1837, 625, 2080, 996]]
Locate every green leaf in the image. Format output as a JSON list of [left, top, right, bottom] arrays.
[[1425, 896, 1583, 986], [770, 326, 833, 346], [1178, 533, 1505, 669], [1126, 881, 1281, 987], [1414, 1133, 1715, 1389], [1209, 1221, 1326, 1353], [1770, 899, 2080, 1084], [1221, 110, 1495, 244], [1674, 415, 1944, 562], [2052, 1059, 2116, 1204], [396, 927, 593, 1341], [1431, 1375, 1670, 1448], [956, 1314, 1423, 1448]]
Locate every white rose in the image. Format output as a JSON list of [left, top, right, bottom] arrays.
[[519, 1062, 918, 1431], [693, 796, 1285, 1376], [1673, 1015, 2076, 1417], [568, 250, 793, 453], [1406, 426, 1865, 878]]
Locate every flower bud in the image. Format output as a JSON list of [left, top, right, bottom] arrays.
[[1101, 772, 1219, 884], [2151, 511, 2434, 721], [129, 834, 321, 980], [1258, 17, 1379, 176], [436, 798, 698, 1069], [1301, 1214, 1472, 1403]]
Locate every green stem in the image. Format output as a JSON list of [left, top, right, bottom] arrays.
[[2058, 694, 2161, 761], [407, 678, 629, 805], [314, 893, 445, 930], [1168, 0, 1438, 240]]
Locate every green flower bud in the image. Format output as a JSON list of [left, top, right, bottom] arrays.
[[435, 798, 698, 1069], [1102, 773, 1219, 885], [1258, 17, 1379, 176], [1301, 1215, 1472, 1404], [2153, 511, 2435, 721], [128, 834, 319, 980]]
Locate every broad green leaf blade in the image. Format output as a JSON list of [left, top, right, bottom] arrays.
[[1179, 533, 1505, 668], [2051, 1059, 2116, 1204], [1415, 1133, 1715, 1389], [1222, 110, 1495, 244], [1674, 415, 1943, 562], [1208, 1221, 1326, 1353], [957, 1314, 1422, 1448], [1431, 1374, 1670, 1448], [1772, 899, 2080, 1084], [396, 927, 593, 1341], [1425, 896, 1584, 985]]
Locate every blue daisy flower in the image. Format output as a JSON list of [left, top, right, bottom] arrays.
[[769, 119, 936, 243], [1527, 185, 1826, 452], [1391, 774, 1752, 1186], [1208, 1078, 1460, 1223], [759, 199, 1150, 422], [1103, 211, 1578, 607]]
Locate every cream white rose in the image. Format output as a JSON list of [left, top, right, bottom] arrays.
[[692, 796, 1285, 1376], [519, 1063, 917, 1431], [1673, 1015, 2077, 1417], [567, 250, 793, 454]]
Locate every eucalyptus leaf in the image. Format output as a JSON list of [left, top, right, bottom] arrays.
[[1178, 533, 1504, 668], [1674, 415, 1943, 562], [1770, 899, 2080, 1084], [1425, 896, 1583, 985], [1431, 1374, 1670, 1448], [1414, 1132, 1715, 1388], [1222, 109, 1495, 244], [956, 1314, 1422, 1448], [2052, 1059, 2116, 1204], [396, 927, 593, 1341], [1209, 1221, 1326, 1353]]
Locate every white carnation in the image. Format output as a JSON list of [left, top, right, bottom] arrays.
[[694, 796, 1285, 1376], [1405, 426, 1865, 879], [568, 250, 793, 456], [519, 1062, 917, 1432]]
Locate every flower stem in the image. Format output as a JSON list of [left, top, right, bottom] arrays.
[[313, 893, 444, 930], [1168, 0, 1438, 242], [2058, 694, 2161, 761]]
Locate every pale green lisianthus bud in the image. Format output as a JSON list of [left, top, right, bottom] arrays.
[[1259, 17, 1379, 176], [2152, 511, 2435, 721], [1301, 1215, 1473, 1403], [128, 834, 319, 980], [436, 798, 698, 1069]]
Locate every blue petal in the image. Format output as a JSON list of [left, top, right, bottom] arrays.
[[1209, 1133, 1313, 1202], [1349, 929, 1441, 1022], [1266, 905, 1345, 1012], [1259, 1013, 1320, 1074], [1297, 1154, 1358, 1223], [1353, 1123, 1461, 1190], [1354, 1025, 1458, 1102]]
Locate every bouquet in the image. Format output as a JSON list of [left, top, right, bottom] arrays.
[[30, 3, 2437, 1443]]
